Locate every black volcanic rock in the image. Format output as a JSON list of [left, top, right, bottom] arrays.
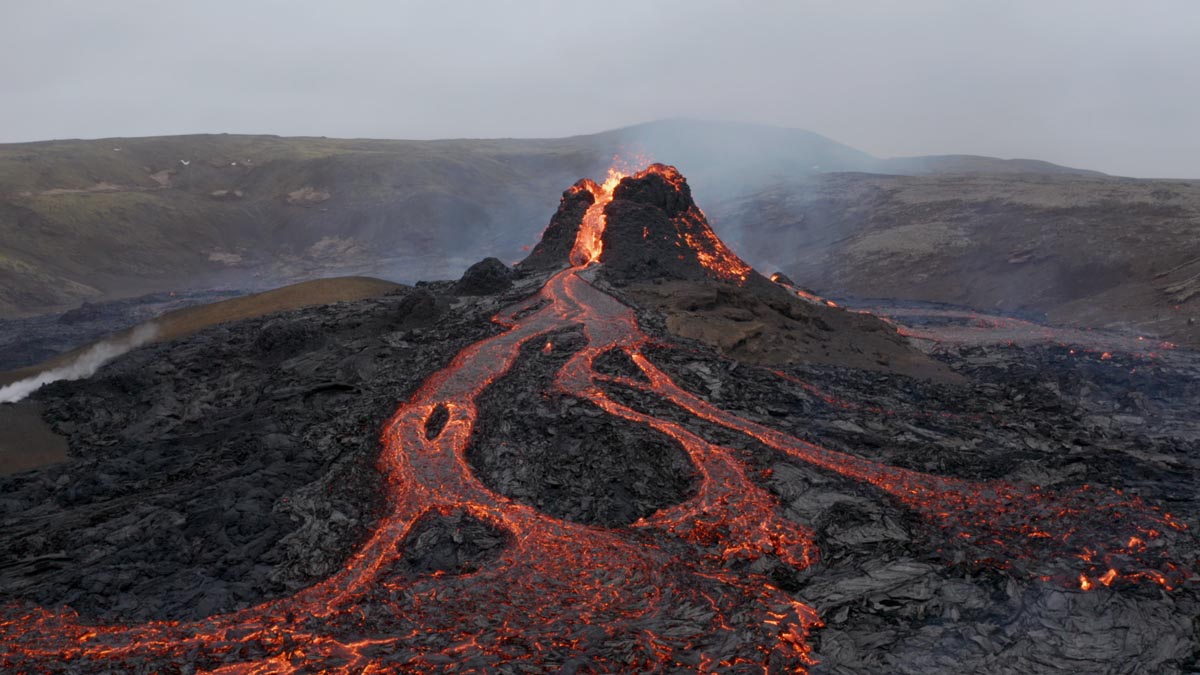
[[0, 288, 497, 622], [467, 326, 698, 526], [4, 166, 1198, 674], [451, 257, 513, 295], [56, 301, 106, 325], [394, 288, 443, 322], [398, 509, 508, 575], [517, 181, 595, 271], [600, 165, 761, 286], [517, 164, 768, 288], [609, 164, 695, 217], [510, 163, 954, 379]]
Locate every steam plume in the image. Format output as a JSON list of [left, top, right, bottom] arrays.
[[0, 323, 159, 404]]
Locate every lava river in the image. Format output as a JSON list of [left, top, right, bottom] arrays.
[[0, 168, 1190, 673]]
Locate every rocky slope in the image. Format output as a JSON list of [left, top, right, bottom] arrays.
[[0, 282, 501, 620], [0, 277, 407, 476], [0, 277, 401, 384], [710, 172, 1200, 347], [523, 164, 957, 382], [0, 119, 1097, 318]]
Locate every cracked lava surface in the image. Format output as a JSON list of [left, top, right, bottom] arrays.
[[0, 167, 1189, 673]]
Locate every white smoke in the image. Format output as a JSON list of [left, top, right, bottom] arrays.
[[0, 323, 159, 404]]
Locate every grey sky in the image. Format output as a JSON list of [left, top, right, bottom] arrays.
[[2, 0, 1197, 177]]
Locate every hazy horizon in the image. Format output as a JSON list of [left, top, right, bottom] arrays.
[[3, 1, 1198, 178]]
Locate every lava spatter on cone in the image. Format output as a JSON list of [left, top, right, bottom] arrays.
[[601, 164, 753, 284], [520, 164, 754, 285]]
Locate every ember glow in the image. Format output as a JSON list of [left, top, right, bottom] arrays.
[[769, 272, 846, 309], [644, 164, 753, 283], [0, 169, 1189, 673]]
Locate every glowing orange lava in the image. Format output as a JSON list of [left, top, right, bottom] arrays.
[[0, 169, 1189, 673], [568, 168, 624, 266], [769, 273, 841, 308]]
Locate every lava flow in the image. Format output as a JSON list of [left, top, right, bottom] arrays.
[[0, 165, 1190, 673], [568, 168, 625, 266]]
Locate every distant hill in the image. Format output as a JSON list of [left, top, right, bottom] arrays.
[[0, 119, 1100, 318], [878, 154, 1105, 176], [709, 172, 1200, 346]]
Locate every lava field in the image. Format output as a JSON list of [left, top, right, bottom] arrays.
[[1, 165, 1197, 674]]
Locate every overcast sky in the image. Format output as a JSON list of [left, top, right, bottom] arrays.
[[2, 0, 1197, 177]]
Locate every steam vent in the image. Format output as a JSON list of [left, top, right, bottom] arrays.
[[1, 164, 1196, 674]]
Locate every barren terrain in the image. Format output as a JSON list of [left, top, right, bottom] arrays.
[[712, 172, 1200, 346], [0, 120, 1106, 321]]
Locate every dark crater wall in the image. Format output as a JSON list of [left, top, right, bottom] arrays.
[[466, 327, 698, 526], [0, 289, 497, 621], [516, 182, 594, 272]]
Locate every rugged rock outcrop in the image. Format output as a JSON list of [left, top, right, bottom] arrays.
[[516, 181, 596, 271], [599, 165, 760, 287], [518, 164, 960, 381], [451, 257, 514, 296], [467, 326, 697, 526], [0, 287, 495, 621]]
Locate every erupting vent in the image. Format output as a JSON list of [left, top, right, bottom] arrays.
[[567, 169, 623, 266], [524, 163, 754, 284]]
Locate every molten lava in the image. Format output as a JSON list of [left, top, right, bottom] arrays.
[[0, 166, 1190, 673], [567, 168, 624, 266], [770, 273, 841, 308]]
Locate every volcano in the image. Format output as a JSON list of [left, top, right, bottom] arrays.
[[1, 165, 1197, 673], [523, 164, 957, 381], [521, 164, 754, 284]]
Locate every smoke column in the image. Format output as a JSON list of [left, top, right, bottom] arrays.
[[0, 323, 158, 404]]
